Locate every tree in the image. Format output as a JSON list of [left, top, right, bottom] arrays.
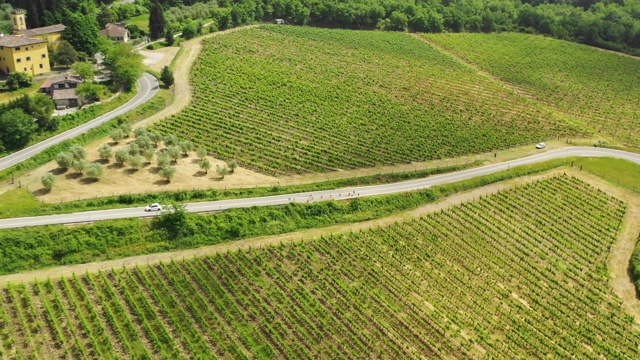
[[160, 66, 174, 88], [110, 129, 124, 143], [55, 152, 74, 169], [6, 72, 32, 91], [148, 132, 162, 147], [98, 144, 112, 161], [167, 145, 182, 163], [200, 158, 211, 174], [136, 135, 152, 150], [54, 40, 79, 67], [114, 148, 130, 164], [97, 3, 117, 28], [196, 147, 207, 160], [149, 1, 167, 40], [164, 134, 179, 146], [30, 93, 55, 130], [72, 62, 95, 81], [160, 165, 176, 182], [72, 159, 88, 174], [164, 25, 175, 46], [85, 163, 104, 180], [181, 18, 199, 39], [0, 109, 36, 150], [119, 123, 132, 138], [41, 173, 55, 191], [216, 165, 230, 179], [128, 143, 140, 156], [69, 144, 86, 160], [62, 11, 100, 56], [156, 152, 171, 167], [77, 82, 104, 103], [227, 159, 238, 173], [134, 127, 148, 138], [143, 147, 155, 164], [128, 154, 144, 169], [152, 204, 193, 238], [104, 43, 143, 91], [179, 140, 194, 156]]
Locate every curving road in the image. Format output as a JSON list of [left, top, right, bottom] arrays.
[[0, 147, 638, 229], [0, 73, 159, 172]]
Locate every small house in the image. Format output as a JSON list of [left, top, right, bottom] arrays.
[[99, 23, 129, 43], [40, 73, 83, 108]]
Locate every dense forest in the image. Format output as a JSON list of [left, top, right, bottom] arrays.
[[2, 0, 639, 54]]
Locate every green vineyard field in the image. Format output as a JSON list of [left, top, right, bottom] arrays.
[[425, 33, 640, 145], [1, 175, 637, 358], [152, 26, 580, 175]]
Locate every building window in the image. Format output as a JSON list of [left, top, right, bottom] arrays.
[[23, 67, 26, 72], [26, 56, 31, 61], [41, 54, 46, 58], [15, 47, 20, 51], [39, 64, 43, 69], [16, 58, 21, 63]]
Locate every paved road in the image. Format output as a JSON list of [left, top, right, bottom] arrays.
[[0, 147, 638, 229], [0, 73, 159, 172]]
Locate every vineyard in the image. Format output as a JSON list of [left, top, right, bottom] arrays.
[[1, 175, 637, 358], [425, 33, 640, 145], [152, 26, 580, 175]]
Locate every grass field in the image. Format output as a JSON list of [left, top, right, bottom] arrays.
[[153, 26, 581, 175], [0, 175, 636, 358], [425, 33, 640, 145], [126, 13, 149, 33]]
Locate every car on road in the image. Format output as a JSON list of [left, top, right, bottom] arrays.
[[145, 203, 162, 212], [536, 143, 546, 149]]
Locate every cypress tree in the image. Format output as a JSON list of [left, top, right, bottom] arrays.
[[149, 1, 167, 40]]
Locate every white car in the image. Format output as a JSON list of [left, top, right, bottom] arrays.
[[535, 143, 546, 149], [145, 203, 163, 212]]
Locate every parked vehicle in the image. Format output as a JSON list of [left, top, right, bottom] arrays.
[[536, 143, 546, 149]]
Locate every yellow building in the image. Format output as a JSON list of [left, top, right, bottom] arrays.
[[0, 34, 50, 75], [0, 9, 65, 75]]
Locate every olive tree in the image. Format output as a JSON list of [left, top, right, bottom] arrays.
[[143, 148, 155, 164], [179, 140, 194, 156], [160, 165, 176, 182], [216, 165, 230, 179], [41, 173, 55, 190], [227, 159, 238, 173], [85, 163, 104, 180], [114, 148, 130, 165], [128, 154, 144, 169], [196, 147, 207, 160], [55, 152, 74, 169], [200, 158, 211, 174], [98, 144, 112, 161], [156, 152, 171, 167], [167, 146, 182, 163], [110, 129, 124, 143], [72, 159, 88, 174], [69, 144, 86, 160]]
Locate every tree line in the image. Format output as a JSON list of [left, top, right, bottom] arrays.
[[6, 0, 639, 54]]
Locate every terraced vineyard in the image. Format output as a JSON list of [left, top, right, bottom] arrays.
[[425, 33, 640, 145], [153, 26, 581, 175], [1, 175, 637, 358]]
